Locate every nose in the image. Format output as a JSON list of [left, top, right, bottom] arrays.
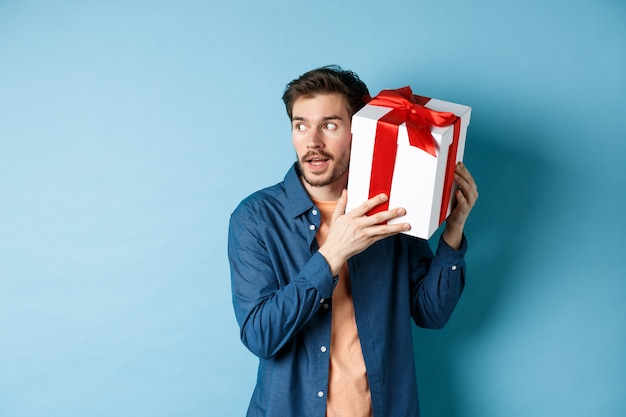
[[307, 128, 324, 149]]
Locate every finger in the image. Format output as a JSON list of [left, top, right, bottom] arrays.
[[455, 185, 477, 212], [369, 221, 412, 237], [332, 189, 348, 219], [455, 162, 475, 185], [349, 193, 390, 217], [456, 161, 471, 177], [365, 206, 407, 226], [454, 176, 471, 203], [455, 188, 468, 207], [455, 169, 477, 200]]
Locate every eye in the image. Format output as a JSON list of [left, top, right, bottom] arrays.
[[294, 123, 307, 132], [324, 122, 337, 131]]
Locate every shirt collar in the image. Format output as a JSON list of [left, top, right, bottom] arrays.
[[284, 162, 315, 218]]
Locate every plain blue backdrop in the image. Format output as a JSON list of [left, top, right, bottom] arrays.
[[1, 1, 624, 416]]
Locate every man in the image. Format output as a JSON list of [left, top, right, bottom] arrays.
[[228, 65, 478, 417]]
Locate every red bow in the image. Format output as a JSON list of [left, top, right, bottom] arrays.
[[366, 86, 458, 156]]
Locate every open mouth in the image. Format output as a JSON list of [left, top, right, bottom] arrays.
[[302, 151, 333, 171], [307, 157, 329, 167]]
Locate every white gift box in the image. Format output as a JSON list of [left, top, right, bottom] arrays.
[[346, 91, 471, 239]]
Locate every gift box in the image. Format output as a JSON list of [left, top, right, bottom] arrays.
[[346, 87, 471, 239]]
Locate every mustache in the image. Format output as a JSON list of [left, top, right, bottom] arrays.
[[301, 150, 333, 162]]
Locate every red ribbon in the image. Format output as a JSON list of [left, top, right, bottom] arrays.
[[364, 87, 461, 226]]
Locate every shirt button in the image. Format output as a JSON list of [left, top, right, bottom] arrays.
[[451, 265, 457, 271], [318, 391, 324, 398], [320, 298, 325, 304], [312, 209, 318, 215], [323, 303, 329, 309], [309, 224, 316, 231], [320, 346, 327, 353]]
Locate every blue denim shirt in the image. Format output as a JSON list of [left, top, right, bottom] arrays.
[[228, 163, 466, 417]]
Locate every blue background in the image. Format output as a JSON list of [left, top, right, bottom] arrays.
[[1, 1, 624, 416]]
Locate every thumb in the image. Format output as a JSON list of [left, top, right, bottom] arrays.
[[332, 189, 348, 220]]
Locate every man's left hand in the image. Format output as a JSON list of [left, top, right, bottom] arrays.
[[442, 162, 478, 249]]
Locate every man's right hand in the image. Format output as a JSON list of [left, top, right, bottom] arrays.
[[317, 190, 410, 276]]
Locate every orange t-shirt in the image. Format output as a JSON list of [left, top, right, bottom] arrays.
[[313, 199, 373, 417]]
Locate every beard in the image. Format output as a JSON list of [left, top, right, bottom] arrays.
[[297, 150, 350, 188]]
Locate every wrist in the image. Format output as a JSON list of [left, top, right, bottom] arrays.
[[317, 246, 344, 277], [442, 224, 463, 250]]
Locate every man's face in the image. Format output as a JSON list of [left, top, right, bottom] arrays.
[[291, 93, 352, 190]]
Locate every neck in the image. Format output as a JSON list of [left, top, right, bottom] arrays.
[[301, 173, 348, 202]]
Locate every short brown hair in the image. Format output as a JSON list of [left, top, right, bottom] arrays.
[[281, 65, 370, 120]]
